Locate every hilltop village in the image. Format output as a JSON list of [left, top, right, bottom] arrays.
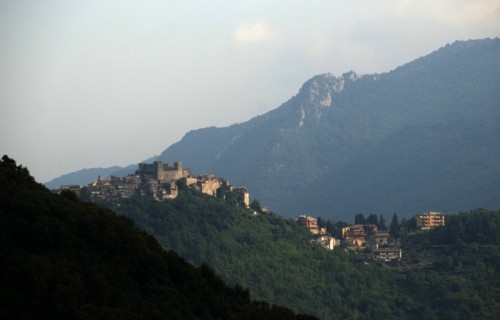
[[57, 161, 446, 264], [58, 161, 250, 208], [298, 211, 446, 262]]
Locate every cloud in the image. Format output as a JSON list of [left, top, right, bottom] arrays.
[[232, 20, 280, 47]]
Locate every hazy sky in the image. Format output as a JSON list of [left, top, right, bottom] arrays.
[[1, 1, 499, 182]]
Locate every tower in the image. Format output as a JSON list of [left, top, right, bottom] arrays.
[[154, 161, 164, 180], [174, 161, 183, 172]]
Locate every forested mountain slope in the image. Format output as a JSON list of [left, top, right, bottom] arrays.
[[110, 183, 500, 319]]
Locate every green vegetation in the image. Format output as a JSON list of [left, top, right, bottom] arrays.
[[4, 154, 500, 319], [107, 182, 499, 319], [111, 186, 406, 319], [398, 209, 500, 319], [0, 155, 315, 320]]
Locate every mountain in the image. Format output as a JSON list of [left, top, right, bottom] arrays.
[[45, 165, 129, 188], [0, 155, 315, 320], [46, 38, 500, 220], [156, 38, 500, 220]]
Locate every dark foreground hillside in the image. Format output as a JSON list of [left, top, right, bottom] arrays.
[[0, 155, 315, 320]]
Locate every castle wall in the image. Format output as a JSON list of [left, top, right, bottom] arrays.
[[137, 161, 191, 183]]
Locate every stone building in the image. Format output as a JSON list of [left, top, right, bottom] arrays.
[[136, 161, 191, 183], [152, 182, 178, 200], [193, 174, 222, 196], [234, 187, 250, 208]]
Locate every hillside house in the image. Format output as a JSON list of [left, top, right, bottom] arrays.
[[311, 236, 339, 250], [372, 232, 390, 248], [298, 215, 326, 235], [373, 248, 402, 262], [342, 225, 367, 247], [416, 211, 445, 231]]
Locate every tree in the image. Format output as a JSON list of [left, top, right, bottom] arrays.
[[355, 213, 366, 225], [250, 199, 262, 212], [317, 216, 325, 228], [334, 221, 349, 239], [379, 214, 386, 230], [390, 213, 400, 239], [60, 189, 79, 203], [399, 218, 408, 238], [404, 217, 417, 232], [325, 220, 336, 235], [367, 214, 379, 226]]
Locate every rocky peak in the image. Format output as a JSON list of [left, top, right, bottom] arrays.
[[296, 71, 363, 126], [300, 71, 362, 97]]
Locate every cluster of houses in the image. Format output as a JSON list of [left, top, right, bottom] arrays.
[[342, 223, 402, 262], [57, 161, 447, 264], [297, 211, 446, 263], [57, 161, 250, 208], [297, 215, 340, 250]]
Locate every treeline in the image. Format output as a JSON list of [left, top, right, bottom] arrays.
[[0, 156, 315, 320], [317, 212, 413, 240], [421, 209, 499, 245]]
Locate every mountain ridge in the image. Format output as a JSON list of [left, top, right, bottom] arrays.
[[158, 38, 500, 220], [46, 38, 500, 220]]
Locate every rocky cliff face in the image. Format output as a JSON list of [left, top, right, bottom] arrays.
[[293, 72, 366, 127]]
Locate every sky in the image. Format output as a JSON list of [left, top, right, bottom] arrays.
[[1, 1, 499, 183]]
